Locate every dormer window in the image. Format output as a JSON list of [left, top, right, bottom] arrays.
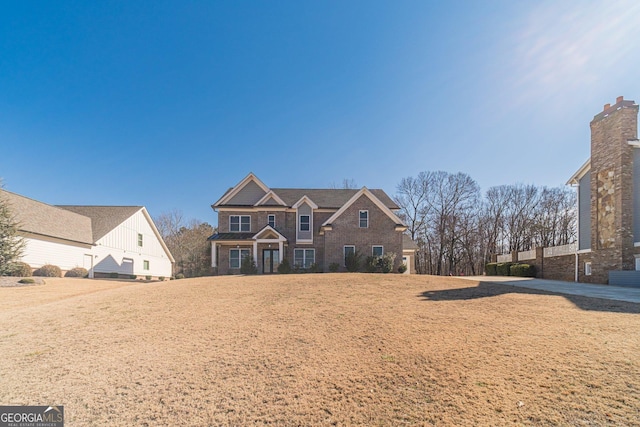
[[230, 215, 250, 232], [299, 215, 310, 231], [359, 210, 368, 228]]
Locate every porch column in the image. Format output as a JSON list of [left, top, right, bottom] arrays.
[[211, 242, 217, 268], [279, 241, 284, 262], [253, 241, 258, 265]]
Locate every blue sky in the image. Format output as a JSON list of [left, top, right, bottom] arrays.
[[2, 1, 640, 225]]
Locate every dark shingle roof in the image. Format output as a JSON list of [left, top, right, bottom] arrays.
[[266, 188, 398, 209], [208, 232, 256, 241], [0, 190, 94, 244], [57, 206, 143, 242]]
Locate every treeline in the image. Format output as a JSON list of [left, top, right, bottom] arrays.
[[394, 171, 576, 276]]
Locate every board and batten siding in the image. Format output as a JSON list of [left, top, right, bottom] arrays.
[[21, 235, 92, 271], [93, 210, 172, 278]]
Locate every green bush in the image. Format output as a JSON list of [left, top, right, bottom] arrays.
[[485, 263, 497, 276], [240, 254, 258, 275], [345, 251, 362, 272], [380, 252, 396, 273], [365, 256, 379, 273], [145, 275, 152, 280], [309, 263, 321, 273], [277, 259, 292, 274], [65, 267, 88, 278], [496, 262, 512, 276], [510, 263, 536, 277], [175, 273, 185, 280], [8, 262, 32, 277], [398, 264, 407, 274], [109, 272, 119, 278], [18, 278, 35, 284], [329, 262, 339, 273], [33, 264, 62, 277], [130, 275, 137, 280], [159, 276, 165, 281]]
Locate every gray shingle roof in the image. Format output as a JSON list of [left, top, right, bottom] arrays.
[[57, 206, 143, 242], [220, 188, 399, 209], [0, 190, 94, 244]]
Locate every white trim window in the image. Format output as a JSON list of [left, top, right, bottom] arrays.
[[230, 249, 250, 269], [299, 215, 310, 231], [230, 215, 251, 232], [143, 260, 150, 270], [372, 246, 383, 258], [138, 233, 143, 247], [268, 214, 276, 228], [635, 256, 640, 271], [344, 245, 355, 266], [294, 249, 315, 269], [584, 262, 592, 276], [359, 210, 368, 228]]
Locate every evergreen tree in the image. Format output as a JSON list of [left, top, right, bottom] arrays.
[[0, 191, 25, 275]]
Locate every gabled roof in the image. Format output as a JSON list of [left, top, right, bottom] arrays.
[[57, 205, 143, 241], [254, 190, 287, 207], [292, 195, 318, 209], [213, 172, 270, 207], [0, 190, 94, 245], [321, 187, 407, 228], [567, 159, 591, 185]]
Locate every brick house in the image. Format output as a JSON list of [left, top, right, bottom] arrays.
[[566, 96, 640, 285], [208, 173, 416, 274]]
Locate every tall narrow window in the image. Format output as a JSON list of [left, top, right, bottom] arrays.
[[143, 260, 150, 270], [584, 262, 592, 276], [138, 233, 143, 247], [299, 215, 310, 231], [344, 245, 355, 266], [268, 214, 276, 228], [359, 210, 368, 228]]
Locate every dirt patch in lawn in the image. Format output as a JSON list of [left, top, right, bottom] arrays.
[[0, 274, 639, 426]]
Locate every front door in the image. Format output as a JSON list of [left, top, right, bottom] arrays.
[[262, 249, 280, 274]]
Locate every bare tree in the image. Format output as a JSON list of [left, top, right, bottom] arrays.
[[330, 178, 358, 189]]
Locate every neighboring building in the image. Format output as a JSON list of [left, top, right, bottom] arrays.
[[567, 96, 640, 285], [208, 173, 416, 274], [0, 190, 174, 279]]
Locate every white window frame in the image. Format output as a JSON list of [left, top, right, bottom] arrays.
[[635, 256, 640, 271], [294, 248, 315, 269], [344, 245, 355, 266], [230, 215, 251, 232], [584, 262, 592, 276], [359, 210, 368, 228], [268, 214, 276, 228], [372, 245, 384, 258], [143, 260, 150, 270], [299, 215, 310, 232], [137, 233, 143, 247], [230, 248, 251, 269]]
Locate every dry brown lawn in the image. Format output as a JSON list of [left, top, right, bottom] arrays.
[[0, 274, 639, 426]]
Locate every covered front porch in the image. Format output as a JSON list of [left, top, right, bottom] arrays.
[[208, 226, 288, 275]]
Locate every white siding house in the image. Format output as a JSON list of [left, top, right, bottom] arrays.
[[1, 190, 174, 279]]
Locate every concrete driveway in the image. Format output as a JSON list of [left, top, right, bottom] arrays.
[[459, 276, 640, 304]]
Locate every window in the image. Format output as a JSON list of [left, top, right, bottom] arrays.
[[584, 262, 592, 276], [143, 260, 149, 270], [635, 256, 640, 271], [299, 215, 310, 231], [294, 249, 315, 269], [137, 233, 143, 247], [268, 214, 276, 228], [230, 249, 250, 269], [359, 210, 368, 228], [230, 215, 251, 232], [372, 246, 384, 257], [344, 245, 355, 266]]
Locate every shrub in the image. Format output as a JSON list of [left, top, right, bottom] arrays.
[[345, 251, 362, 272], [309, 263, 321, 273], [65, 267, 88, 278], [380, 252, 396, 273], [18, 278, 35, 284], [510, 263, 536, 277], [485, 263, 497, 276], [109, 272, 119, 278], [277, 259, 292, 274], [8, 262, 32, 277], [175, 273, 185, 280], [240, 254, 258, 275], [33, 264, 62, 277], [145, 275, 152, 280], [398, 264, 407, 274], [496, 262, 512, 276], [130, 275, 137, 280], [329, 262, 339, 273], [365, 256, 379, 273], [159, 276, 165, 281]]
